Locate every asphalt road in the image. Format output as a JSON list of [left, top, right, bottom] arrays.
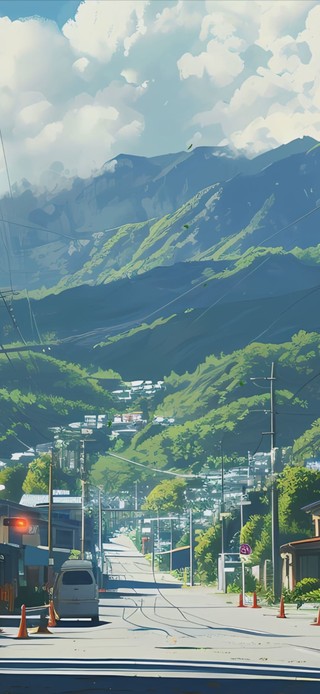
[[1, 535, 320, 691]]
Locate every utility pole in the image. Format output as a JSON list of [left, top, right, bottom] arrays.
[[134, 481, 138, 529], [80, 439, 86, 559], [170, 517, 173, 572], [98, 487, 103, 577], [220, 441, 226, 592], [270, 362, 281, 600], [189, 508, 194, 587], [46, 445, 54, 585], [251, 362, 281, 600], [151, 521, 155, 575]]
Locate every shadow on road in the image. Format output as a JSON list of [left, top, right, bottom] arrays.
[[0, 673, 319, 693]]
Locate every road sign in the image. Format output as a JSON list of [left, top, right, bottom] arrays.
[[239, 543, 252, 555], [240, 554, 251, 563]]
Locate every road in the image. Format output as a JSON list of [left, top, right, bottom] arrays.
[[1, 535, 320, 691]]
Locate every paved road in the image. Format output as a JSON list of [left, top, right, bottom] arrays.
[[1, 535, 320, 688]]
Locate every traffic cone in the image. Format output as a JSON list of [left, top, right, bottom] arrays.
[[311, 607, 320, 626], [277, 596, 286, 618], [16, 604, 29, 639], [238, 592, 246, 607], [48, 600, 57, 627], [252, 591, 261, 609]]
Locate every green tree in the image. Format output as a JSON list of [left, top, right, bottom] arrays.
[[142, 479, 186, 514], [0, 465, 26, 502], [22, 455, 51, 494], [277, 466, 320, 535], [194, 524, 221, 583]]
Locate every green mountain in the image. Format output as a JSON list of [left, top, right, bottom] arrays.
[[0, 351, 114, 455], [108, 331, 320, 475]]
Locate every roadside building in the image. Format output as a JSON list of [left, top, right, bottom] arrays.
[[280, 500, 320, 590]]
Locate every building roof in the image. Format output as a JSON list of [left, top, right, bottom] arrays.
[[301, 500, 320, 516], [20, 494, 81, 507], [281, 537, 320, 552]]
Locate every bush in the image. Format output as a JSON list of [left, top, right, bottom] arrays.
[[301, 589, 320, 603], [281, 578, 320, 605], [226, 569, 257, 593]]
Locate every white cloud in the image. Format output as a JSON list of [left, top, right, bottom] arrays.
[[102, 159, 118, 174], [178, 39, 244, 86], [2, 0, 320, 194], [72, 56, 90, 74], [153, 0, 202, 33], [191, 0, 320, 154], [121, 68, 139, 85], [117, 119, 144, 140], [63, 0, 150, 62]]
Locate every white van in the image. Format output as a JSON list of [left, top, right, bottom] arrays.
[[53, 560, 99, 624]]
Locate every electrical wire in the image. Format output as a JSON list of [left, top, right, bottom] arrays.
[[0, 216, 77, 242], [248, 284, 320, 345], [106, 452, 196, 479]]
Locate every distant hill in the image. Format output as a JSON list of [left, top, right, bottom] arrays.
[[0, 352, 114, 455], [2, 136, 320, 466], [114, 330, 320, 468], [2, 251, 319, 380], [1, 136, 317, 292]]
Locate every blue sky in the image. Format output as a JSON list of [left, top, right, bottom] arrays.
[[0, 1, 320, 192], [0, 1, 80, 27]]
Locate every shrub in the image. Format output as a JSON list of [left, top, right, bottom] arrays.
[[301, 589, 320, 603], [281, 578, 320, 605], [226, 569, 257, 593]]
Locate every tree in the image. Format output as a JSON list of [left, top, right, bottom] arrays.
[[142, 478, 186, 514], [194, 524, 221, 583], [0, 465, 26, 502], [277, 465, 320, 535], [22, 455, 50, 494]]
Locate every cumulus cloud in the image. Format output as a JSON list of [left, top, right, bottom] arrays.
[[1, 0, 320, 194], [153, 0, 202, 33], [178, 40, 244, 86], [191, 0, 320, 154], [63, 0, 149, 62]]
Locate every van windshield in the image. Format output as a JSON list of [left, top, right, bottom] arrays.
[[62, 571, 93, 585]]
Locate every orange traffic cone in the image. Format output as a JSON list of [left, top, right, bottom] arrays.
[[311, 607, 320, 626], [16, 604, 29, 639], [48, 600, 57, 627], [252, 591, 261, 609], [277, 596, 286, 618], [238, 592, 246, 607]]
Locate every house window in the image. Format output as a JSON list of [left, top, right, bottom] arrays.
[[299, 554, 320, 579]]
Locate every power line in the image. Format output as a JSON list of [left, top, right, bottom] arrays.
[[0, 129, 13, 199], [248, 284, 320, 344], [0, 216, 77, 242], [106, 452, 196, 479]]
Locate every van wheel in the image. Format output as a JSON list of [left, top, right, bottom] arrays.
[[91, 616, 99, 625]]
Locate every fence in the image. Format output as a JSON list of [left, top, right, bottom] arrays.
[[0, 583, 15, 613]]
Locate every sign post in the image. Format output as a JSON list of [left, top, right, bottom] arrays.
[[239, 543, 252, 604]]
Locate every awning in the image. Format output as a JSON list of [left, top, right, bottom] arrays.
[[24, 545, 49, 567]]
